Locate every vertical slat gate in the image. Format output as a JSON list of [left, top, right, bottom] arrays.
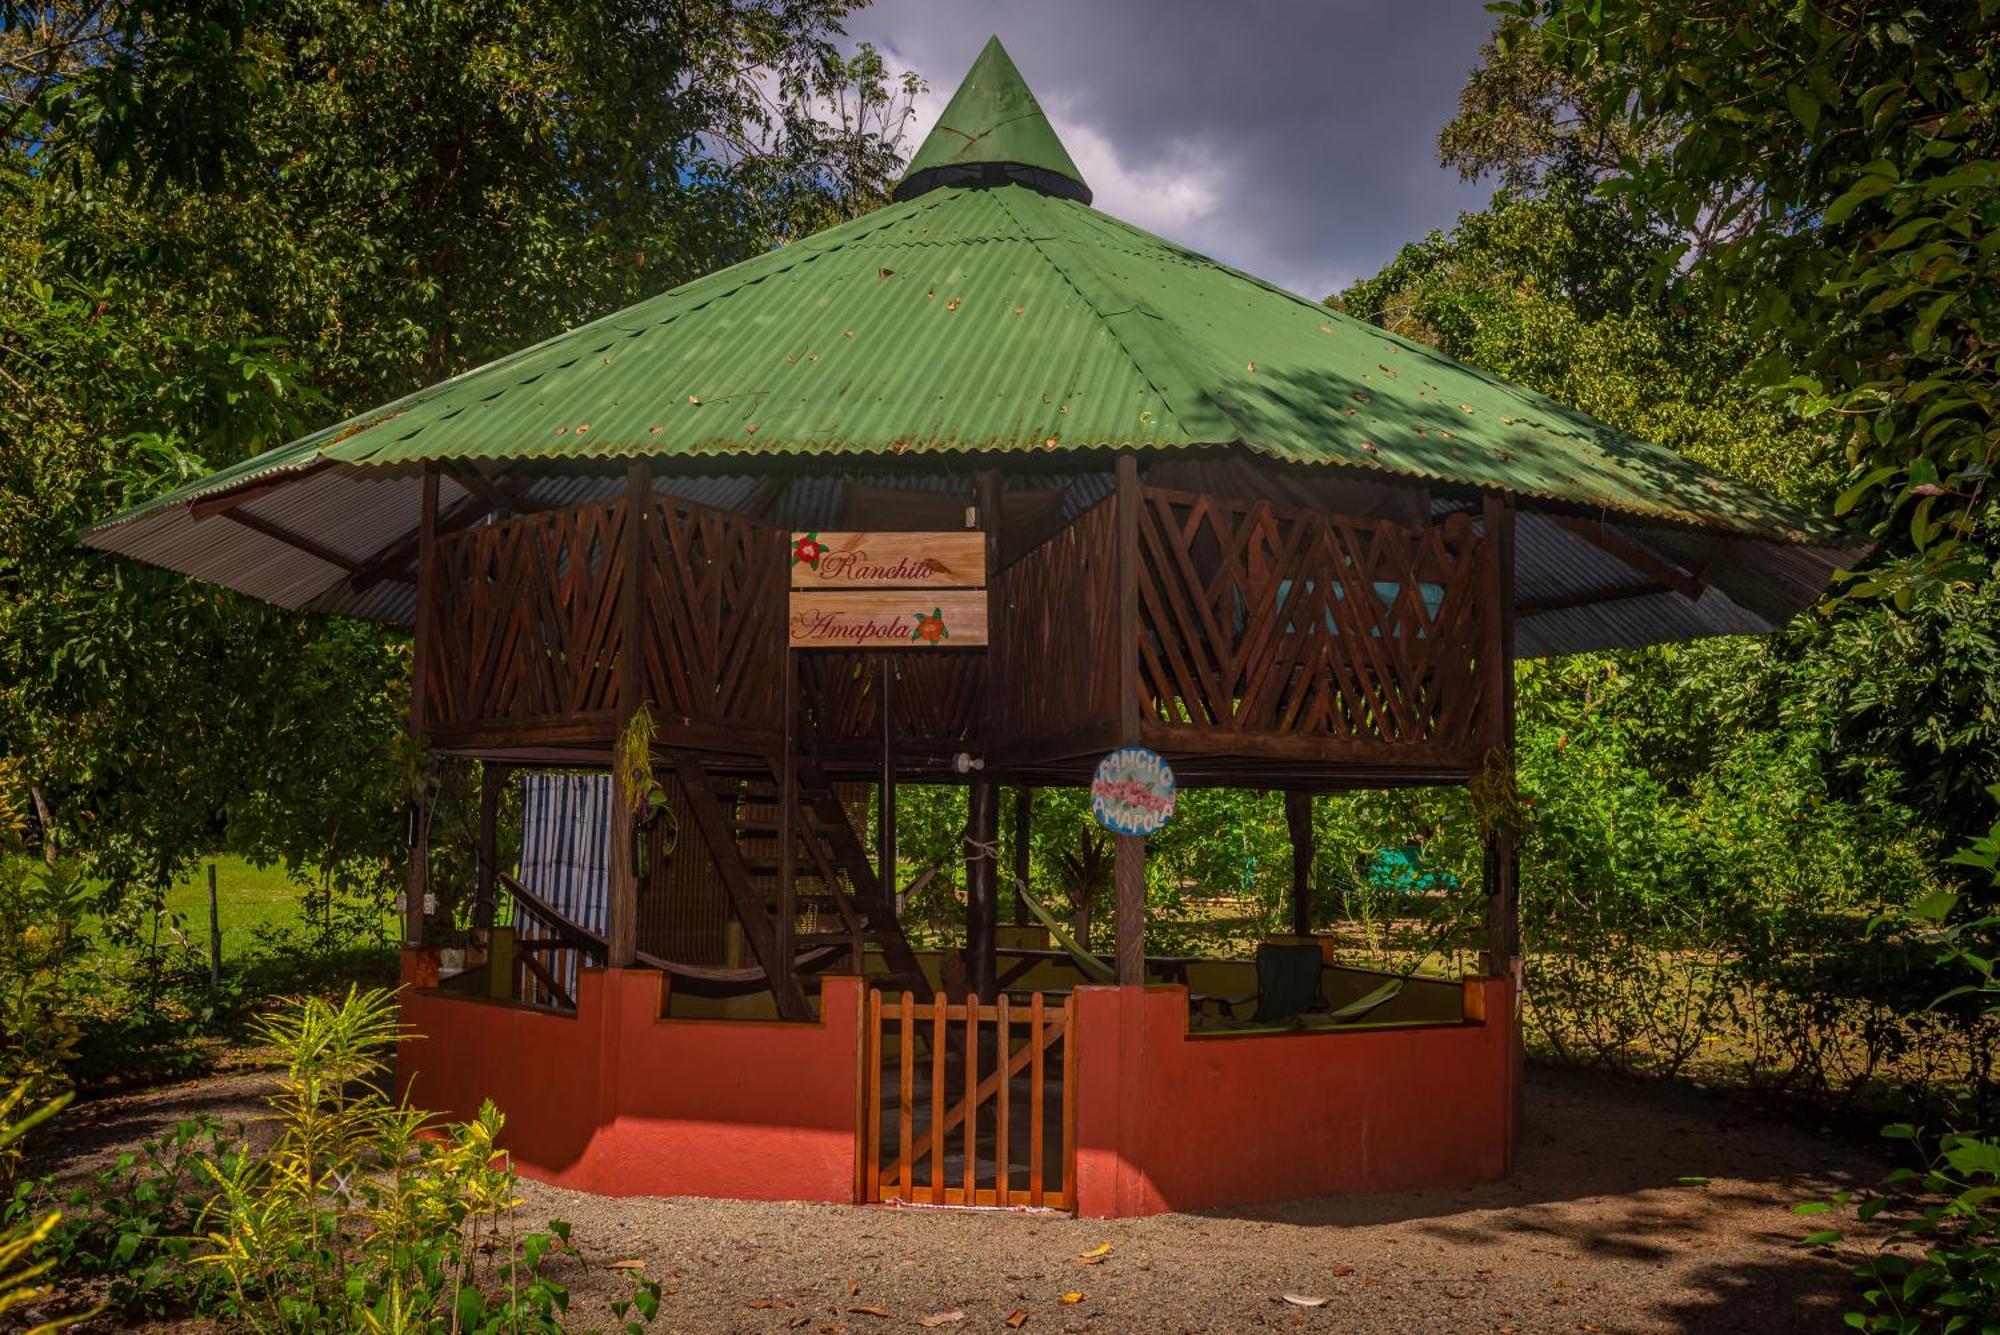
[[863, 991, 1076, 1210]]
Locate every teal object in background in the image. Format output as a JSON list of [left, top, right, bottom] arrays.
[[1365, 845, 1456, 895]]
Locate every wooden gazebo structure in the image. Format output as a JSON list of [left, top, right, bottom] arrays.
[[84, 39, 1854, 1216]]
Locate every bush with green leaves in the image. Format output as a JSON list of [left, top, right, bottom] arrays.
[[0, 858, 92, 1099], [29, 1113, 241, 1320], [0, 1085, 91, 1333], [1797, 808, 2000, 1333], [195, 985, 661, 1334]]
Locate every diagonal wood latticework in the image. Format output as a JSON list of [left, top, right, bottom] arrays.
[[424, 493, 788, 748], [989, 494, 1120, 746], [420, 480, 1497, 776], [641, 498, 787, 737], [426, 500, 628, 734], [796, 654, 986, 751], [1132, 486, 1491, 766]]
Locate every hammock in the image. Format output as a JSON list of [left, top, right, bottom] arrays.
[[995, 854, 1116, 984]]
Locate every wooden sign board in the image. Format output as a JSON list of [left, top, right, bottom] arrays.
[[789, 531, 986, 590], [789, 590, 988, 649]]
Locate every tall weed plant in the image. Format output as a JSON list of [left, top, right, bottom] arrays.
[[196, 985, 659, 1333]]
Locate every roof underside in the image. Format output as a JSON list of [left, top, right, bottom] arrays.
[[82, 460, 1855, 658]]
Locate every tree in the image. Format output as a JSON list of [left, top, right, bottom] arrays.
[[0, 0, 916, 907], [1490, 0, 1999, 599]]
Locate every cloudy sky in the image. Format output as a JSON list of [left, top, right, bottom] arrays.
[[846, 0, 1502, 302]]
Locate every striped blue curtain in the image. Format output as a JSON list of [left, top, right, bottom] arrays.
[[516, 772, 611, 934]]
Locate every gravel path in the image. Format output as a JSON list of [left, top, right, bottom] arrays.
[[48, 1064, 1880, 1333]]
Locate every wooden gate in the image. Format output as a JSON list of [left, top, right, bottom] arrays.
[[863, 990, 1076, 1210]]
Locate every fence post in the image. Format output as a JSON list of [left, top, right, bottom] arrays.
[[207, 863, 222, 992]]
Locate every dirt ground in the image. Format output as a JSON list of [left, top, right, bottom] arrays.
[[47, 1064, 1881, 1334]]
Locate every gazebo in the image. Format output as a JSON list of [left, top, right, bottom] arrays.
[[84, 38, 1854, 1217]]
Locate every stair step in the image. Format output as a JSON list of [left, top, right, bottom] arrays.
[[740, 862, 838, 879]]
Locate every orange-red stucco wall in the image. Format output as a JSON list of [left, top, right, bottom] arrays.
[[397, 958, 864, 1203], [1070, 979, 1518, 1218]]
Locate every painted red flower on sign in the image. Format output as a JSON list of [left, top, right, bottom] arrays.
[[911, 609, 948, 643], [791, 533, 824, 568]]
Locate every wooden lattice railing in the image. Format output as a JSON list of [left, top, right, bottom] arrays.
[[1133, 486, 1490, 757], [424, 495, 786, 744], [426, 500, 627, 732], [797, 654, 986, 748], [640, 498, 786, 734], [419, 480, 1494, 770], [989, 496, 1119, 743]]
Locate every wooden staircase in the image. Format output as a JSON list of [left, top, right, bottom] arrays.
[[674, 754, 930, 1020]]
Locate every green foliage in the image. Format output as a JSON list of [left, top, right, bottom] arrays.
[[1341, 128, 1994, 1111], [1338, 177, 1835, 502], [33, 1114, 240, 1318], [0, 858, 92, 1097], [1, 0, 917, 942], [193, 986, 661, 1333], [1500, 0, 2000, 594], [0, 1083, 92, 1332], [1797, 832, 2000, 1334]]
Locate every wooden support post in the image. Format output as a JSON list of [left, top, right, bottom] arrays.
[[1113, 452, 1146, 986], [966, 778, 999, 1001], [1011, 786, 1033, 926], [1284, 789, 1314, 937], [605, 460, 649, 970], [206, 863, 222, 993], [404, 466, 440, 947], [1478, 492, 1519, 976], [475, 762, 503, 930], [776, 651, 798, 993], [877, 655, 896, 905]]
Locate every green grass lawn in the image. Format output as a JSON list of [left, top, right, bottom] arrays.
[[148, 855, 309, 962]]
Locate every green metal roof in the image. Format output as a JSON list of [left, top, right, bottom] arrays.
[[88, 38, 1832, 544]]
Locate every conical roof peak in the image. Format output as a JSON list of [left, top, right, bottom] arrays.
[[894, 37, 1091, 205]]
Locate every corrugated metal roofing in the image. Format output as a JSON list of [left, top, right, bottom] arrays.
[[83, 153, 1836, 543]]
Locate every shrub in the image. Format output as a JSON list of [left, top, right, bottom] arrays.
[[0, 1084, 92, 1332], [1799, 827, 2000, 1333], [0, 859, 92, 1099], [195, 985, 660, 1333], [35, 1114, 240, 1319]]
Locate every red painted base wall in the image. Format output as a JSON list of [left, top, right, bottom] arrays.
[[397, 958, 863, 1203], [1070, 979, 1518, 1218], [398, 955, 1517, 1217]]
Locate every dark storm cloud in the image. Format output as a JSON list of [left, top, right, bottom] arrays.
[[846, 0, 1499, 299]]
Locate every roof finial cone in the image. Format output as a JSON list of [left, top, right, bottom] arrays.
[[894, 36, 1092, 204]]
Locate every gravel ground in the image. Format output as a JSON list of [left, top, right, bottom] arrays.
[[45, 1064, 1881, 1334]]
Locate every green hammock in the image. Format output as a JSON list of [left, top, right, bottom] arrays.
[[1008, 871, 1118, 985]]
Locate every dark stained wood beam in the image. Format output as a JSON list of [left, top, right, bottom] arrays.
[[965, 777, 999, 1002], [1113, 451, 1146, 987], [1284, 789, 1314, 937], [1518, 580, 1671, 617], [448, 466, 557, 517], [746, 473, 791, 522], [218, 507, 365, 574], [185, 460, 334, 520], [1548, 514, 1705, 601]]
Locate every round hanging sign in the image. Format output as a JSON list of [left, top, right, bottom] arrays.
[[1090, 746, 1177, 837]]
